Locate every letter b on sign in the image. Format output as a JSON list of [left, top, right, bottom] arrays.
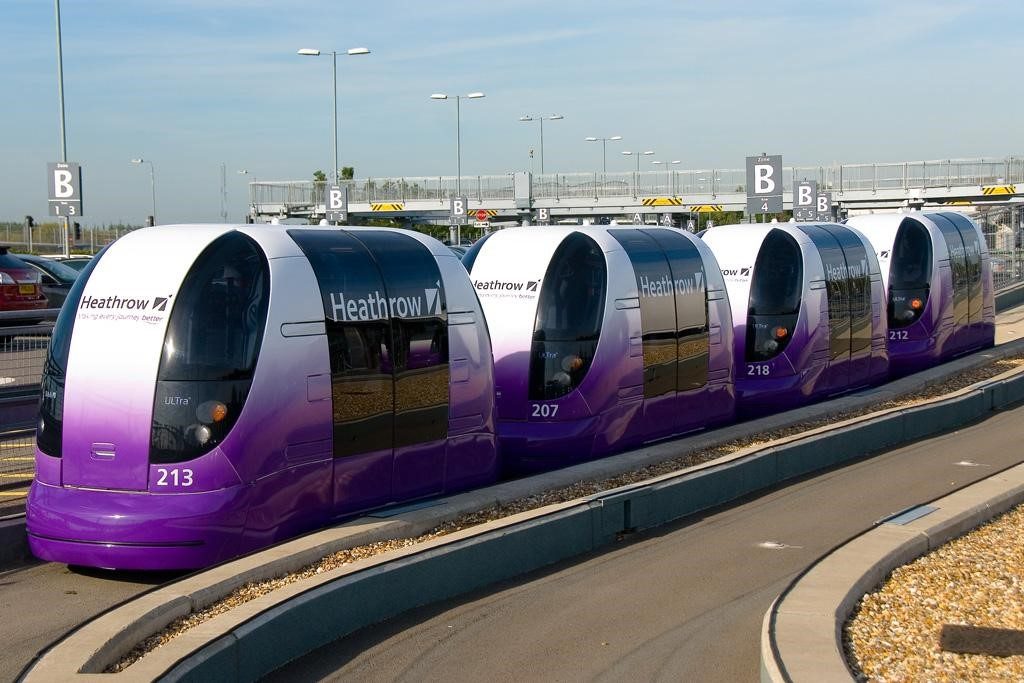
[[755, 165, 776, 194], [54, 170, 74, 198], [450, 196, 468, 225]]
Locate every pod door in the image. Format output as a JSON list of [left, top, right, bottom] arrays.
[[933, 213, 985, 352], [820, 225, 874, 388], [292, 230, 396, 512], [611, 229, 709, 440], [292, 230, 449, 511]]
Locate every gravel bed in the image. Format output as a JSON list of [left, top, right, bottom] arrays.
[[845, 502, 1024, 681], [110, 354, 1024, 673]]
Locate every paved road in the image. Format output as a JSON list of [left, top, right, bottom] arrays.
[[268, 403, 1024, 682], [0, 562, 179, 681]]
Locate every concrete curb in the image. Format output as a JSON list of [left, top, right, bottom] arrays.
[[19, 345, 1024, 681], [760, 457, 1024, 683]]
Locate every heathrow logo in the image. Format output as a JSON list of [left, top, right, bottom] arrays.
[[472, 278, 542, 299], [721, 267, 751, 278], [879, 250, 891, 259], [329, 284, 444, 321], [77, 293, 173, 324]]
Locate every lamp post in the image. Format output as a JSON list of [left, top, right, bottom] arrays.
[[584, 135, 622, 173], [430, 92, 485, 198], [130, 158, 156, 225], [237, 170, 250, 223], [54, 0, 70, 255], [622, 150, 654, 197], [520, 114, 564, 174], [653, 159, 681, 194], [622, 149, 655, 172], [297, 46, 371, 184]]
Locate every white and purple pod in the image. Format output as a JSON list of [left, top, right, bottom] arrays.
[[844, 211, 994, 376], [464, 225, 735, 473], [27, 224, 496, 570], [701, 223, 888, 416]]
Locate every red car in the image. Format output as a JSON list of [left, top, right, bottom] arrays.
[[0, 246, 48, 318]]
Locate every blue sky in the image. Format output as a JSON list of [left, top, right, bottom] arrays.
[[3, 0, 1022, 225]]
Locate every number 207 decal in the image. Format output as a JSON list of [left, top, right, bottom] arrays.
[[156, 467, 194, 487], [531, 403, 559, 418]]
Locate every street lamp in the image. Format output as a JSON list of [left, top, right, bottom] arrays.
[[621, 150, 655, 172], [431, 92, 485, 198], [585, 135, 622, 173], [520, 114, 564, 174], [130, 158, 156, 224], [297, 46, 371, 184]]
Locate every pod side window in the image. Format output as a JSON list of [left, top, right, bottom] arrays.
[[746, 229, 802, 362], [355, 231, 449, 448], [529, 232, 607, 400], [821, 225, 874, 356], [638, 229, 710, 391], [942, 213, 984, 324], [151, 232, 269, 464], [36, 248, 109, 458], [609, 229, 678, 398], [933, 215, 971, 328], [888, 218, 932, 328], [804, 227, 852, 362]]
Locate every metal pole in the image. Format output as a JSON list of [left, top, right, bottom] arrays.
[[602, 139, 607, 173], [539, 117, 545, 175], [55, 0, 70, 256], [220, 162, 227, 222], [149, 162, 156, 223], [456, 95, 462, 197], [332, 51, 338, 184]]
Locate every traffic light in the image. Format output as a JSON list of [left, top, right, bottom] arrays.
[[74, 222, 81, 241], [146, 215, 155, 227], [25, 215, 34, 228]]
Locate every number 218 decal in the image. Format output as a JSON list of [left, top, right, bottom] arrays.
[[746, 364, 771, 376]]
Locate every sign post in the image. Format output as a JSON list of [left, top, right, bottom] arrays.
[[745, 154, 782, 219], [816, 191, 833, 222], [325, 184, 348, 224], [793, 180, 817, 222], [449, 196, 468, 245]]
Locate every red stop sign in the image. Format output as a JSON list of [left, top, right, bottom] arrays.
[[476, 209, 488, 221]]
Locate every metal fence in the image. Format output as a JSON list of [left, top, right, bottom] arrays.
[[0, 429, 34, 498], [251, 157, 1023, 211]]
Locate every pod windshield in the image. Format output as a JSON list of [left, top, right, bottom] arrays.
[[889, 219, 931, 328], [150, 232, 269, 464], [529, 232, 607, 400], [746, 230, 802, 361]]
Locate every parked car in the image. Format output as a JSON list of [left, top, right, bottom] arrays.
[[51, 255, 93, 272], [0, 247, 48, 320], [13, 253, 79, 309]]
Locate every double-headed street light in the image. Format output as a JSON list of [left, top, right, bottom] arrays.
[[622, 149, 655, 172], [129, 158, 156, 225], [520, 114, 564, 174], [585, 135, 622, 173], [431, 92, 485, 197], [297, 46, 371, 184]]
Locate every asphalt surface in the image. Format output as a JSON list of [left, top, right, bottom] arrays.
[[266, 403, 1024, 683], [0, 562, 178, 682]]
